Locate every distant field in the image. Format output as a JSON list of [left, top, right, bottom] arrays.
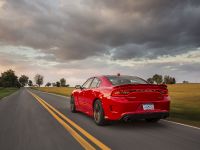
[[0, 87, 18, 99], [32, 87, 75, 97], [167, 83, 200, 127], [34, 84, 200, 127]]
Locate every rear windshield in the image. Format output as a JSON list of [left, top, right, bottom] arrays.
[[106, 76, 148, 86]]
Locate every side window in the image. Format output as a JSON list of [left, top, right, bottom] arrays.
[[90, 78, 100, 88], [82, 78, 93, 89]]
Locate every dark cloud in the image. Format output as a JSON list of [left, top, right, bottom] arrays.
[[0, 0, 200, 61]]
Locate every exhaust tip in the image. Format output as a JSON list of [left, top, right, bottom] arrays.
[[123, 116, 131, 122]]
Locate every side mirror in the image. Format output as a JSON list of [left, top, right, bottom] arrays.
[[75, 85, 82, 89]]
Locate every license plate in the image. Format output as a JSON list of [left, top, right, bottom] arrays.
[[143, 104, 154, 110]]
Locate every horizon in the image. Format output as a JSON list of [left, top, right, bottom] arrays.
[[0, 68, 199, 86]]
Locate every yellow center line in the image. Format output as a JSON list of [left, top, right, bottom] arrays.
[[28, 90, 111, 150], [39, 95, 111, 150], [28, 91, 95, 150]]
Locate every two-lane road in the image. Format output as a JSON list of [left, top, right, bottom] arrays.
[[0, 88, 200, 150]]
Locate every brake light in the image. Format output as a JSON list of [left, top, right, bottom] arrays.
[[111, 89, 135, 96]]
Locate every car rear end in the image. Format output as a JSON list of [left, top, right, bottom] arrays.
[[102, 76, 170, 121]]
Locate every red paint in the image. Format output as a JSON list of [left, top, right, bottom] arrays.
[[72, 75, 170, 121]]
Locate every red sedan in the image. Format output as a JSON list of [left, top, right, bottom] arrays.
[[70, 75, 170, 125]]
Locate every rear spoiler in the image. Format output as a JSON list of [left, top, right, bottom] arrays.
[[113, 84, 167, 89], [160, 84, 167, 88]]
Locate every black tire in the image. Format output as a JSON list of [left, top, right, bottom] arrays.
[[145, 118, 160, 122], [93, 100, 107, 126], [70, 96, 77, 113]]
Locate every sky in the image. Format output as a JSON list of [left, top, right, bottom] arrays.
[[0, 0, 200, 86]]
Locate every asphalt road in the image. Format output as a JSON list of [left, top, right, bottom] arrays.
[[0, 88, 200, 150]]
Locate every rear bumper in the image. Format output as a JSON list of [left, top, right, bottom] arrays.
[[121, 112, 169, 121], [102, 96, 170, 120]]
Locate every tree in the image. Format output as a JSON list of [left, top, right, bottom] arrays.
[[16, 80, 21, 88], [28, 80, 33, 86], [56, 81, 60, 87], [45, 82, 51, 87], [152, 74, 163, 84], [164, 75, 170, 84], [34, 74, 44, 87], [52, 83, 56, 87], [183, 80, 189, 84], [172, 78, 176, 84], [1, 69, 18, 87], [147, 78, 154, 84], [0, 77, 2, 87], [19, 75, 29, 87], [60, 78, 66, 87], [164, 75, 176, 84]]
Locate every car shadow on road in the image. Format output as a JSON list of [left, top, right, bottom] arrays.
[[64, 109, 169, 131], [107, 120, 169, 130]]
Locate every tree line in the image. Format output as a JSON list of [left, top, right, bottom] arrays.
[[45, 78, 69, 87], [0, 69, 189, 88], [147, 74, 176, 84], [0, 69, 69, 88], [0, 69, 29, 88]]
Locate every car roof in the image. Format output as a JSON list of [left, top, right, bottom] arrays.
[[95, 75, 140, 79], [104, 75, 139, 78]]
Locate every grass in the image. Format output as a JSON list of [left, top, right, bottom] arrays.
[[32, 87, 75, 97], [33, 84, 200, 127], [0, 87, 19, 99], [167, 83, 200, 127]]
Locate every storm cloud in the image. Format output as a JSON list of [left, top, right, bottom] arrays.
[[0, 0, 200, 84], [0, 0, 200, 60]]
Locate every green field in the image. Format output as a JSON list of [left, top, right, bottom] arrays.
[[32, 87, 75, 97], [167, 83, 200, 127], [0, 87, 19, 99], [34, 84, 200, 127]]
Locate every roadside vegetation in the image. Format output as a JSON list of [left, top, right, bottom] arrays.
[[168, 83, 200, 127], [147, 74, 176, 84], [0, 69, 30, 88], [0, 87, 18, 99], [32, 87, 74, 97], [0, 69, 22, 99]]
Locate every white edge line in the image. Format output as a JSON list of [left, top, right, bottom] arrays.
[[162, 119, 200, 130]]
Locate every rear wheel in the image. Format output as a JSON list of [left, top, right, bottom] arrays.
[[70, 96, 77, 113], [145, 118, 160, 122], [93, 100, 107, 126]]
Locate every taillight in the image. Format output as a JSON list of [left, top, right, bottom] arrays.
[[111, 89, 135, 97]]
